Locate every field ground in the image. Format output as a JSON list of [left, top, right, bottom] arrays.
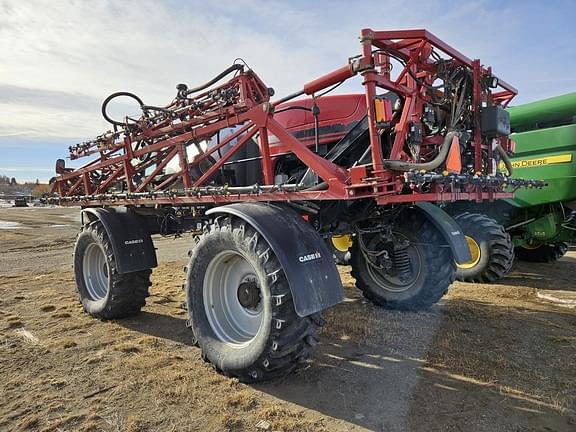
[[1, 207, 575, 431]]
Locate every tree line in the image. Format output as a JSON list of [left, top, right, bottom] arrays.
[[0, 175, 49, 197], [0, 175, 42, 186]]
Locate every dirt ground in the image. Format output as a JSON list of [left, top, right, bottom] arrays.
[[1, 207, 575, 432]]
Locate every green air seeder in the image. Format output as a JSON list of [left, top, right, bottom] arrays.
[[507, 92, 576, 208], [505, 92, 576, 254], [446, 92, 576, 282]]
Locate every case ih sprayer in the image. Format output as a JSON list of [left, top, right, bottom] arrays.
[[50, 29, 538, 382]]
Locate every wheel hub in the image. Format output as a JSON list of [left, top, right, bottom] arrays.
[[237, 280, 261, 311], [203, 251, 264, 347], [83, 243, 109, 300], [458, 235, 481, 269], [362, 232, 422, 293]]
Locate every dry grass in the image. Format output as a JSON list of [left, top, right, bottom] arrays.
[[256, 405, 325, 432], [113, 343, 142, 354], [125, 415, 147, 432], [225, 390, 257, 410], [1, 212, 575, 432]]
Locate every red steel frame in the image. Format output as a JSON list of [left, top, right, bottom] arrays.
[[51, 29, 518, 207]]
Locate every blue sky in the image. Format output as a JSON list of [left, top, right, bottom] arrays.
[[1, 0, 575, 182]]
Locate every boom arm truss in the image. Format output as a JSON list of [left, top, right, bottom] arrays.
[[51, 29, 534, 207]]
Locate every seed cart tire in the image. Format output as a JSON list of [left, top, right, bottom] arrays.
[[350, 211, 455, 310], [185, 216, 323, 383], [454, 212, 514, 283], [516, 242, 571, 263], [73, 221, 151, 319]]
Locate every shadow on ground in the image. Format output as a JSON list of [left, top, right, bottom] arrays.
[[501, 255, 576, 291], [119, 311, 196, 346], [96, 258, 576, 431], [254, 298, 576, 431]]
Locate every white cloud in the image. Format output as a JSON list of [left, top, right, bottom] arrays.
[[0, 0, 574, 142], [0, 167, 53, 171]]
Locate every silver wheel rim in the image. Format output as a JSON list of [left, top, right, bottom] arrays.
[[83, 243, 109, 300], [365, 233, 422, 293], [203, 251, 263, 348]]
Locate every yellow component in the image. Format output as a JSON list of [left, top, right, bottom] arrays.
[[458, 235, 481, 270], [331, 234, 353, 252], [374, 98, 389, 123], [498, 153, 572, 170]]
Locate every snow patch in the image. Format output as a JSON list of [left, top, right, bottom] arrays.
[[0, 220, 27, 229], [537, 291, 576, 309]]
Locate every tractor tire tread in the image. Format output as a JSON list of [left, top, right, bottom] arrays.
[[351, 211, 455, 311], [455, 212, 514, 283], [75, 221, 151, 320], [186, 216, 322, 383]]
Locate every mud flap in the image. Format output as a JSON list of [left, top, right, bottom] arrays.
[[413, 202, 472, 264], [206, 203, 345, 317], [81, 207, 157, 274]]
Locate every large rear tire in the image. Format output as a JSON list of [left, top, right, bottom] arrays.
[[454, 212, 514, 283], [185, 216, 322, 383], [350, 212, 455, 310], [516, 242, 570, 263], [73, 221, 151, 319]]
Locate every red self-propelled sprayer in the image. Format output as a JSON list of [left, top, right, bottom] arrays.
[[50, 29, 540, 382]]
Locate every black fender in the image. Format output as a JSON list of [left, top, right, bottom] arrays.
[[81, 207, 158, 274], [206, 203, 344, 317], [413, 202, 472, 264]]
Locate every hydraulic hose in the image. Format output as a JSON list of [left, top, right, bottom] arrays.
[[383, 131, 458, 172], [101, 91, 145, 126], [495, 143, 514, 176], [183, 64, 244, 96], [102, 64, 246, 125]]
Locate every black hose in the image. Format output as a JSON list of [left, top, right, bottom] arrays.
[[496, 144, 514, 176], [383, 131, 458, 172], [274, 105, 311, 114], [101, 91, 145, 126], [273, 89, 306, 106], [184, 64, 244, 96]]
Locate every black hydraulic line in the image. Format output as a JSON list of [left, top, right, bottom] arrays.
[[102, 64, 246, 125], [101, 91, 145, 126], [274, 105, 311, 114], [383, 131, 458, 172], [274, 80, 340, 113], [312, 101, 320, 154], [184, 64, 244, 96], [315, 80, 344, 98], [273, 90, 306, 106]]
